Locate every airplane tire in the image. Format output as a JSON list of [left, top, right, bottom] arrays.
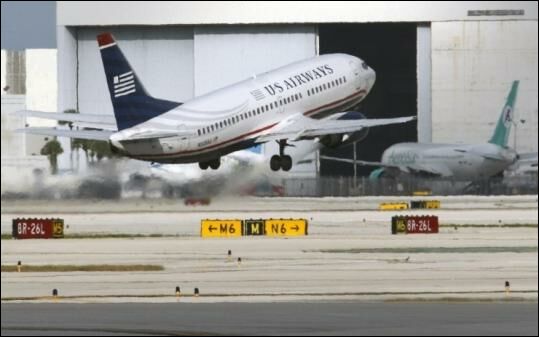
[[209, 158, 221, 170], [270, 155, 281, 171], [281, 155, 292, 171], [198, 161, 209, 170]]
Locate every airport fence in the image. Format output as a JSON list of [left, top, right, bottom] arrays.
[[281, 175, 538, 197]]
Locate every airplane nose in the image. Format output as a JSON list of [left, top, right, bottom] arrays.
[[367, 68, 376, 90]]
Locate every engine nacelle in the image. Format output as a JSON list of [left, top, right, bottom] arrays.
[[319, 112, 369, 149]]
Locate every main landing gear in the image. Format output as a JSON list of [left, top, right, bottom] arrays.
[[270, 139, 293, 172], [198, 157, 221, 170]]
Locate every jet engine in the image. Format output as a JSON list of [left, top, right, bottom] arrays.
[[319, 112, 369, 148]]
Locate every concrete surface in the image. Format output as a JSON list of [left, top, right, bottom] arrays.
[[1, 196, 537, 302], [2, 302, 538, 336]]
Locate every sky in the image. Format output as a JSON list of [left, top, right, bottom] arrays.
[[1, 1, 56, 50]]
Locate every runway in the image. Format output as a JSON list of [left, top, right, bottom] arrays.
[[1, 196, 537, 302], [2, 302, 538, 335]]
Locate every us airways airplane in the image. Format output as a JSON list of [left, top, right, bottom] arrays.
[[18, 33, 415, 171], [324, 81, 520, 180]]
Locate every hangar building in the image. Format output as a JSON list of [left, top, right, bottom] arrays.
[[56, 2, 538, 177]]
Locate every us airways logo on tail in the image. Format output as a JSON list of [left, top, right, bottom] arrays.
[[113, 71, 136, 97]]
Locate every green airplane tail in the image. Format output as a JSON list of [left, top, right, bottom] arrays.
[[488, 80, 519, 147]]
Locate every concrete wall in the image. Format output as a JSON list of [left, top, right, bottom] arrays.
[[25, 49, 58, 156], [25, 49, 57, 112], [57, 1, 537, 25], [1, 95, 26, 157], [1, 50, 5, 95], [431, 21, 538, 153]]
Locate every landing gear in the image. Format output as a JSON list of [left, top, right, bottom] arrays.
[[199, 158, 221, 170], [270, 140, 293, 172]]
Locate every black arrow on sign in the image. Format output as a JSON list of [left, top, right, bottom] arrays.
[[291, 225, 299, 231], [209, 225, 216, 232]]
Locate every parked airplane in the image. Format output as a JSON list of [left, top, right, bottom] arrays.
[[17, 33, 415, 172], [323, 81, 520, 180]]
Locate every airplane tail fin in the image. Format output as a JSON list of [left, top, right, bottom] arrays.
[[488, 80, 519, 147], [97, 33, 181, 130]]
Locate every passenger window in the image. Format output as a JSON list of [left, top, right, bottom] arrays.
[[270, 103, 273, 109], [343, 76, 347, 83]]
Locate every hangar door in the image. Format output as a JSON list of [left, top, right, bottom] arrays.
[[319, 24, 418, 177], [76, 26, 194, 116]]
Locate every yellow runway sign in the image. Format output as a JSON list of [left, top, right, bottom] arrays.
[[265, 219, 308, 237], [201, 219, 242, 238]]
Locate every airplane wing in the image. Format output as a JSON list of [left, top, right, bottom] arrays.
[[320, 155, 452, 177], [255, 113, 416, 143], [14, 110, 117, 130], [454, 148, 506, 161], [16, 127, 114, 141]]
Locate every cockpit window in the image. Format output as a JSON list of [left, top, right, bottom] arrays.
[[361, 62, 368, 70]]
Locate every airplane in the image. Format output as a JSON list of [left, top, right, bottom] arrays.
[[17, 33, 415, 172], [322, 81, 521, 181], [146, 143, 318, 197]]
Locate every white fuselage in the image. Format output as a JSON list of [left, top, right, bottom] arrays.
[[381, 142, 518, 180], [110, 54, 375, 163]]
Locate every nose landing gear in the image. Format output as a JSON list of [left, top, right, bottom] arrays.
[[270, 139, 293, 172]]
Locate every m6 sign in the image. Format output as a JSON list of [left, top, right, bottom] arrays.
[[12, 218, 64, 239], [200, 219, 243, 238]]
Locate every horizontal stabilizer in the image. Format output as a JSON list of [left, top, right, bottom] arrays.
[[17, 127, 114, 141], [14, 110, 116, 128]]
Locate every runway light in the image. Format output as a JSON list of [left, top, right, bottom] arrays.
[[194, 287, 199, 297], [52, 289, 58, 298], [175, 286, 181, 297], [505, 281, 510, 295], [17, 260, 21, 273], [237, 257, 242, 266], [228, 249, 232, 261]]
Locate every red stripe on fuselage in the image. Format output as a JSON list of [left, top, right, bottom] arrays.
[[137, 89, 366, 159]]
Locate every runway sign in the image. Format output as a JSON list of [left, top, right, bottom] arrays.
[[379, 202, 409, 210], [12, 218, 64, 239], [410, 200, 440, 209], [392, 216, 439, 234], [200, 219, 243, 238], [265, 218, 308, 237], [244, 219, 265, 236], [413, 190, 431, 196]]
